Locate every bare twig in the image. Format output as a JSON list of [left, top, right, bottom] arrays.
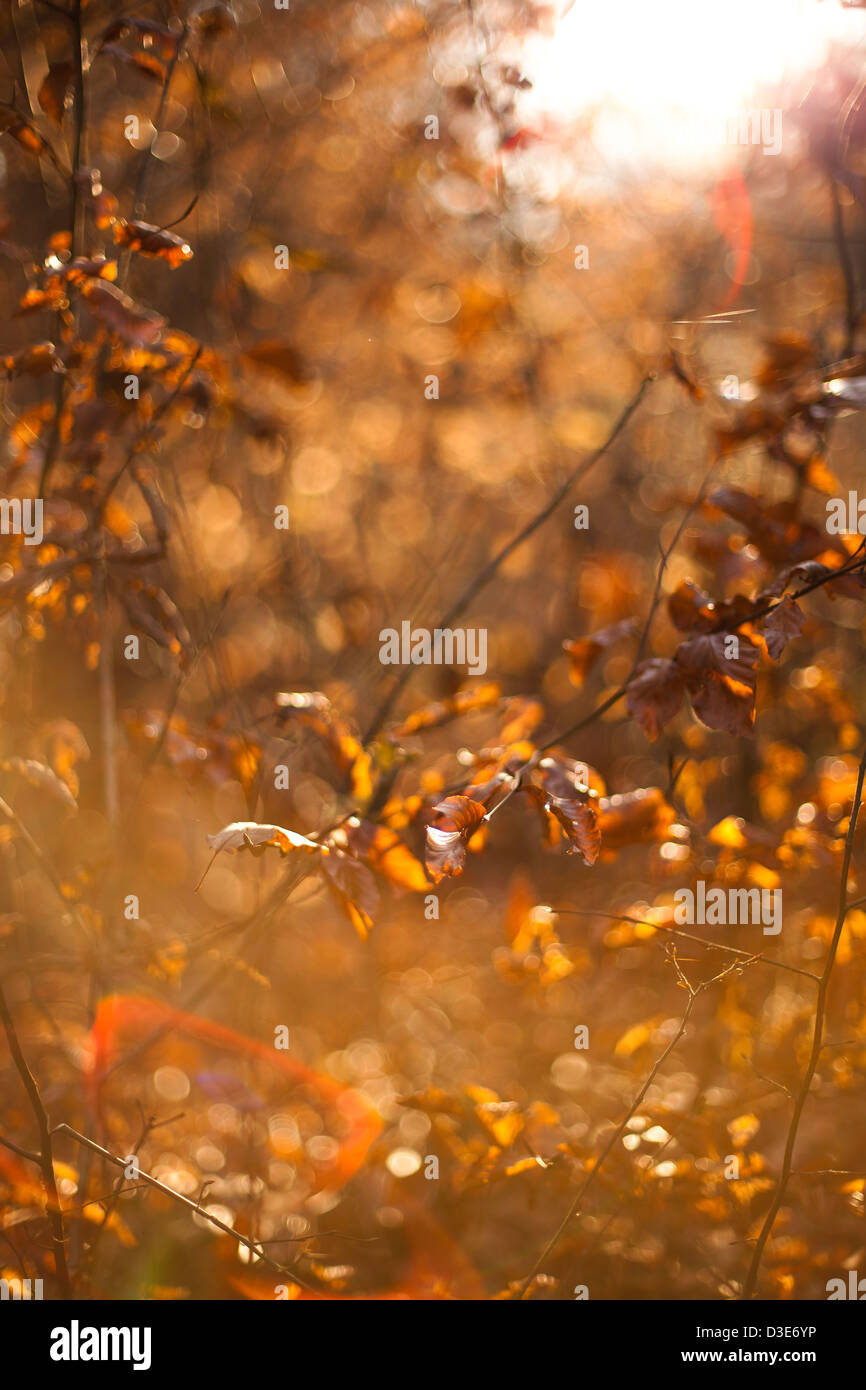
[[741, 741, 866, 1298], [550, 907, 821, 984], [53, 1123, 322, 1295], [0, 984, 72, 1297], [362, 374, 655, 742]]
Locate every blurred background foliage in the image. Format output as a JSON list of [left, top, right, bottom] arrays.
[[1, 0, 866, 1300]]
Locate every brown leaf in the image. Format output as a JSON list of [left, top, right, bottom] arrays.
[[498, 696, 544, 744], [340, 819, 429, 892], [242, 340, 315, 385], [320, 848, 378, 939], [562, 618, 637, 688], [80, 279, 166, 346], [100, 43, 169, 84], [667, 579, 716, 633], [274, 692, 372, 802], [675, 632, 758, 736], [626, 659, 686, 741], [206, 821, 321, 856], [389, 683, 501, 737], [37, 64, 74, 125], [597, 787, 675, 850], [425, 795, 487, 882], [114, 220, 193, 268], [526, 758, 600, 864], [0, 757, 77, 812], [762, 596, 805, 660], [2, 342, 60, 379], [0, 105, 52, 159]]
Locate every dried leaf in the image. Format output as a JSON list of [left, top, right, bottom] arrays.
[[37, 64, 74, 125], [114, 220, 193, 267], [425, 795, 487, 882], [626, 659, 686, 741], [81, 279, 166, 346], [563, 618, 637, 687], [762, 596, 805, 660]]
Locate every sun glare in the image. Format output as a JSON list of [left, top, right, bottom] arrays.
[[521, 0, 863, 169]]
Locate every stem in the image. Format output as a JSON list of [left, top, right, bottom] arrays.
[[362, 373, 655, 742], [740, 742, 866, 1298], [0, 984, 72, 1298]]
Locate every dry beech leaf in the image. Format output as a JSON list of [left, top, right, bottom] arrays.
[[626, 658, 686, 741], [2, 343, 60, 379], [524, 757, 600, 863], [563, 618, 637, 688], [425, 795, 487, 882], [0, 757, 77, 812], [389, 683, 501, 737], [320, 848, 378, 940], [81, 279, 166, 346], [37, 64, 74, 125], [114, 220, 193, 267], [274, 690, 372, 803], [242, 340, 315, 385], [206, 821, 321, 857], [340, 818, 429, 892], [762, 596, 805, 660], [0, 105, 53, 159], [675, 632, 758, 737]]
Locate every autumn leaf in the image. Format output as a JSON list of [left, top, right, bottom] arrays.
[[667, 579, 717, 634], [340, 819, 429, 891], [762, 596, 805, 660], [37, 64, 75, 125], [114, 220, 194, 267], [675, 631, 758, 736], [0, 757, 77, 812], [525, 757, 600, 863], [389, 683, 501, 737], [274, 691, 373, 803], [205, 821, 321, 857], [81, 279, 166, 346], [563, 617, 637, 687], [597, 787, 676, 850], [0, 105, 54, 160], [425, 795, 487, 882], [320, 847, 378, 939], [2, 343, 60, 379], [626, 658, 686, 741], [242, 340, 315, 384]]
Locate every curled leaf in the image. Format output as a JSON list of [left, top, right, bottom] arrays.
[[762, 596, 805, 660], [206, 821, 321, 857], [675, 632, 758, 736], [626, 658, 686, 741], [563, 618, 637, 688], [425, 795, 487, 883], [525, 757, 600, 864], [81, 279, 166, 346], [114, 220, 193, 267]]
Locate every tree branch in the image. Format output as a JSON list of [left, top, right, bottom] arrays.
[[740, 741, 866, 1298]]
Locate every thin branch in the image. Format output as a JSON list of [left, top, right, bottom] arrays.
[[38, 0, 85, 495], [516, 986, 700, 1298], [0, 984, 72, 1297], [741, 741, 866, 1299], [550, 907, 821, 983], [830, 178, 858, 356], [53, 1124, 321, 1295], [543, 536, 866, 751], [362, 373, 655, 742]]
